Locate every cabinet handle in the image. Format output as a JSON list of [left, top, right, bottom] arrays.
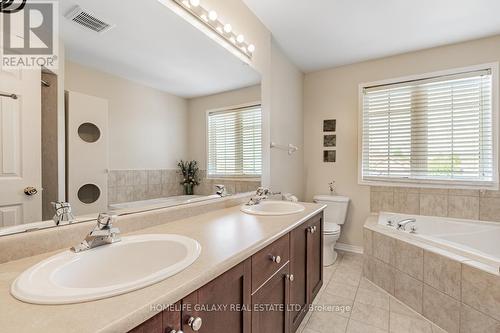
[[313, 226, 317, 233], [169, 330, 184, 333], [307, 226, 313, 233], [270, 255, 281, 264], [286, 274, 294, 282], [187, 316, 202, 331]]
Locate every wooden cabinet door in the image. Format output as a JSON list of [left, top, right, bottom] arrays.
[[251, 263, 290, 333], [307, 213, 323, 302], [289, 222, 309, 332], [181, 259, 251, 333], [163, 302, 182, 332], [128, 302, 181, 333], [128, 312, 163, 333]]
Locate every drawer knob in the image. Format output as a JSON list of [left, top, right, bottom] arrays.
[[270, 255, 281, 264], [287, 274, 294, 282], [188, 316, 202, 331], [169, 330, 184, 333]]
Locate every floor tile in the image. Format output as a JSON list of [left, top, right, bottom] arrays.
[[303, 253, 450, 333], [301, 328, 321, 333], [317, 290, 354, 318], [306, 311, 349, 333], [347, 319, 388, 333], [325, 281, 358, 300], [390, 297, 421, 318], [355, 286, 390, 310], [350, 301, 390, 330], [331, 268, 362, 287], [390, 311, 433, 333]]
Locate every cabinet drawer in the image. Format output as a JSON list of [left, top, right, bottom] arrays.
[[251, 233, 290, 292]]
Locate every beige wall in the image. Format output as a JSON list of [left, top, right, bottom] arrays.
[[204, 0, 273, 186], [304, 35, 500, 247], [65, 61, 189, 170], [187, 85, 261, 167], [270, 40, 305, 199]]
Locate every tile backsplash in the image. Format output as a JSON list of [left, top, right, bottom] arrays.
[[108, 169, 183, 204], [370, 186, 500, 222], [194, 170, 261, 197], [108, 169, 260, 204]]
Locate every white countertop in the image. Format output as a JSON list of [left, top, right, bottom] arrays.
[[0, 202, 325, 333]]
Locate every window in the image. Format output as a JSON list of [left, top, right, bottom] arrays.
[[207, 104, 262, 179], [360, 66, 497, 188]]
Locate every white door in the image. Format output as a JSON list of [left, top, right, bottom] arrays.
[[0, 65, 42, 227]]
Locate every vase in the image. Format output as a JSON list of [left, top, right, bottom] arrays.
[[184, 183, 194, 195]]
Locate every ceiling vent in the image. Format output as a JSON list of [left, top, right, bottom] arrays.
[[65, 6, 115, 33]]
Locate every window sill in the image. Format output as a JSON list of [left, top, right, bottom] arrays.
[[207, 177, 261, 182], [359, 178, 499, 191]]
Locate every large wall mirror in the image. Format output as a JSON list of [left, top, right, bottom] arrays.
[[0, 0, 262, 236]]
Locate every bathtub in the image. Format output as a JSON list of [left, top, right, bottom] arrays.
[[376, 212, 500, 272], [108, 195, 219, 211]]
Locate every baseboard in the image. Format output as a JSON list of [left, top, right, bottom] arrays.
[[335, 242, 364, 254]]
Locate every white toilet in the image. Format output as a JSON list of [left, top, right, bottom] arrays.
[[313, 195, 350, 266]]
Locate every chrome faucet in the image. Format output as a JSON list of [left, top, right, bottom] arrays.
[[397, 218, 416, 231], [246, 187, 281, 205], [282, 193, 298, 202], [71, 213, 121, 252], [52, 201, 76, 226], [215, 184, 228, 197]]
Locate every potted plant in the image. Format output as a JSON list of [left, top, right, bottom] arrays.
[[178, 160, 200, 195]]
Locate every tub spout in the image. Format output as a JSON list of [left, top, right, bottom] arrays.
[[397, 218, 416, 231]]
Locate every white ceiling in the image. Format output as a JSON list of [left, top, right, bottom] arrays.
[[57, 0, 260, 98], [243, 0, 500, 72]]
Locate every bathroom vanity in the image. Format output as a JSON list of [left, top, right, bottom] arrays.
[[0, 202, 325, 333], [129, 211, 323, 333]]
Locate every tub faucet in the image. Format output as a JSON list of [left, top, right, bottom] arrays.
[[215, 184, 228, 197], [71, 213, 121, 252], [397, 218, 416, 231], [52, 201, 76, 226]]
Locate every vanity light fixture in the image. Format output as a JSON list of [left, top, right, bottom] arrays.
[[163, 0, 255, 60]]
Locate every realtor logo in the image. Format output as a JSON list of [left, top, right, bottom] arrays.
[[1, 0, 58, 69]]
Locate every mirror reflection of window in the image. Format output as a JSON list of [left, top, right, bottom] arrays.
[[207, 105, 262, 179]]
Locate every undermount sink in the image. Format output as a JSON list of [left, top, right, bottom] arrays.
[[240, 200, 305, 216], [11, 234, 201, 304]]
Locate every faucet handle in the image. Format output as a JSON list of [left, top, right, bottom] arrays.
[[52, 201, 76, 225], [215, 184, 227, 197], [96, 213, 117, 229]]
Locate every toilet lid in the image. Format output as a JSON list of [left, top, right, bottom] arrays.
[[324, 223, 340, 234]]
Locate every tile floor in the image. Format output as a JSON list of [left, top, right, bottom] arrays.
[[297, 251, 447, 333]]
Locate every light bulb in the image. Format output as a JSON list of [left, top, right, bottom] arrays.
[[208, 10, 217, 21], [223, 23, 232, 33], [236, 34, 244, 43], [189, 0, 200, 6], [248, 44, 255, 53]]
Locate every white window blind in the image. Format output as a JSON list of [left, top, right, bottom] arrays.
[[361, 69, 495, 187], [208, 105, 262, 178]]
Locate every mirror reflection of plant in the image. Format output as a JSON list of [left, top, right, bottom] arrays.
[[178, 160, 201, 187]]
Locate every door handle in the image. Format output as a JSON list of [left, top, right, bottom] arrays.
[[24, 187, 38, 196]]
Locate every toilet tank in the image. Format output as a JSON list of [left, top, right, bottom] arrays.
[[313, 195, 350, 225]]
